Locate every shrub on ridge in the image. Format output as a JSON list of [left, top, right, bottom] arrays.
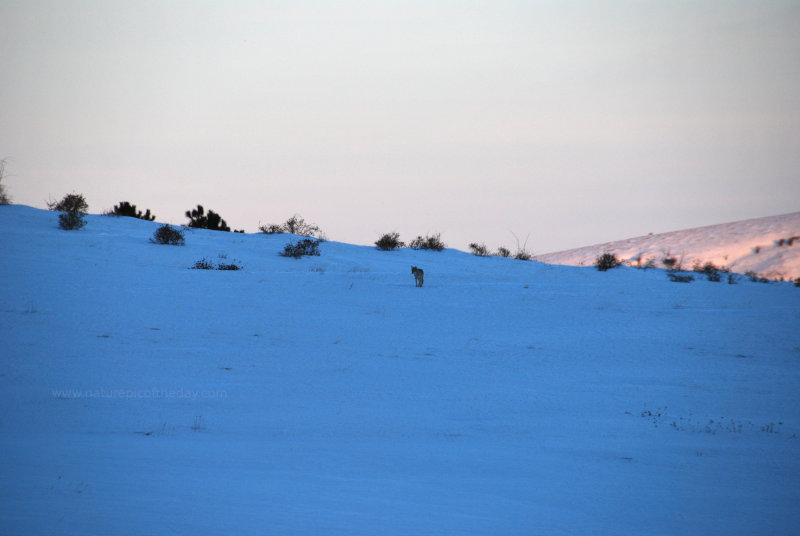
[[108, 201, 155, 221], [469, 243, 489, 257], [410, 233, 445, 251], [186, 205, 230, 232], [376, 232, 405, 251]]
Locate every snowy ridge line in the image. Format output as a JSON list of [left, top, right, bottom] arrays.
[[536, 211, 800, 280], [51, 388, 229, 400]]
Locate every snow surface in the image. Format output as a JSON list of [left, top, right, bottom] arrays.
[[537, 212, 800, 280], [1, 205, 799, 535]]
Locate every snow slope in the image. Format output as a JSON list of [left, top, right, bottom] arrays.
[[1, 205, 799, 535], [536, 212, 800, 280]]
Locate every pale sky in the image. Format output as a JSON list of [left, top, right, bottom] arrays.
[[2, 1, 798, 253]]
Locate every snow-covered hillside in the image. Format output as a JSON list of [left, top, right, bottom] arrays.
[[1, 205, 799, 535], [537, 212, 800, 280]]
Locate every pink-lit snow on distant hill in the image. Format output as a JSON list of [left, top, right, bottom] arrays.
[[537, 212, 800, 280]]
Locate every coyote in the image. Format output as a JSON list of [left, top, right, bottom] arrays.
[[411, 266, 424, 287]]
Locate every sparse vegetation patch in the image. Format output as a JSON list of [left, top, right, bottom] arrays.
[[514, 249, 533, 261], [774, 236, 799, 247], [191, 257, 242, 270], [508, 232, 533, 261], [692, 261, 726, 282], [192, 258, 215, 270], [640, 406, 787, 437], [745, 271, 771, 284]]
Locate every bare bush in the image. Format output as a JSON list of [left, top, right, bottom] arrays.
[[261, 214, 325, 239], [151, 224, 185, 245], [281, 238, 321, 258], [595, 252, 621, 271], [469, 243, 490, 257], [375, 232, 405, 251], [259, 223, 284, 234], [410, 233, 445, 251], [693, 261, 725, 282], [509, 231, 533, 261]]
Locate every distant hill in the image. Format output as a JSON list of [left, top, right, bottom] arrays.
[[537, 212, 800, 280]]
